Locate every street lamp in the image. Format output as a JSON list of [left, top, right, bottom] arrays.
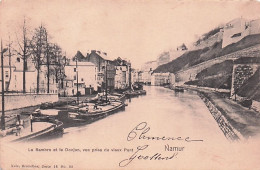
[[1, 39, 8, 130]]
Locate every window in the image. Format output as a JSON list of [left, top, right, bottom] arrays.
[[74, 76, 76, 80], [74, 68, 76, 72], [81, 78, 84, 81], [231, 33, 241, 38], [17, 58, 20, 62], [5, 71, 8, 78]]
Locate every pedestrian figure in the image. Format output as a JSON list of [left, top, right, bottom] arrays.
[[17, 114, 21, 123], [30, 114, 33, 132], [94, 103, 98, 110], [86, 104, 89, 113], [15, 121, 21, 136]]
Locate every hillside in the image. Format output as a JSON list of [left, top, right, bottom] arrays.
[[184, 57, 260, 90], [154, 34, 260, 73], [185, 60, 233, 89], [153, 47, 209, 73]]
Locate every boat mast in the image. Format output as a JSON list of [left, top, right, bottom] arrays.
[[105, 61, 108, 102], [129, 63, 131, 91], [76, 57, 79, 104]]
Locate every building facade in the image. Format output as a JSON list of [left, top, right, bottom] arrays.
[[85, 50, 115, 92], [62, 61, 97, 96], [151, 72, 170, 86], [1, 56, 58, 94], [131, 69, 139, 83], [114, 65, 130, 89], [222, 18, 260, 48]]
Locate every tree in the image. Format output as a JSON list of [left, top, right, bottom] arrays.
[[43, 42, 66, 93], [5, 36, 15, 92], [31, 24, 47, 93], [31, 25, 65, 94], [49, 44, 65, 84], [14, 18, 31, 93], [47, 44, 66, 93], [44, 29, 51, 93]]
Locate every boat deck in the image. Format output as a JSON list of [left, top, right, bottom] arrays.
[[78, 101, 123, 114], [1, 122, 55, 142]]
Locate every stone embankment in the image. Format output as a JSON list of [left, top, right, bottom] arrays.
[[183, 84, 260, 140], [198, 92, 243, 141]]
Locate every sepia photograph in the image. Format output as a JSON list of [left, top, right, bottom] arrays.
[[0, 0, 260, 169]]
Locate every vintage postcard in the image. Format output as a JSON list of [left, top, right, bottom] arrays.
[[0, 0, 260, 169]]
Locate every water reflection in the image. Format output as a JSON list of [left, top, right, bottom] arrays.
[[5, 86, 260, 170], [53, 86, 227, 144]]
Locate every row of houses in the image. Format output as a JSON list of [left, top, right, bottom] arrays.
[[1, 50, 132, 97], [60, 50, 132, 96], [130, 70, 175, 86], [0, 57, 58, 94]]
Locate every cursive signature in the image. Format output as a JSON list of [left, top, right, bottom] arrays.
[[127, 122, 203, 142], [119, 145, 178, 167]]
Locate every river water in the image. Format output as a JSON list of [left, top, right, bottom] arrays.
[[3, 86, 260, 169], [60, 85, 227, 143]]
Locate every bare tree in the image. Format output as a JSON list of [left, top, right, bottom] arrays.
[[31, 25, 65, 94], [5, 36, 15, 92], [31, 24, 47, 93], [46, 43, 66, 93], [14, 18, 31, 93], [49, 44, 63, 81], [44, 29, 51, 93]]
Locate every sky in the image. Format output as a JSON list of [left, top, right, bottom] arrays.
[[0, 0, 260, 68]]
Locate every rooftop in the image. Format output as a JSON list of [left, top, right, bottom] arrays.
[[67, 61, 95, 66]]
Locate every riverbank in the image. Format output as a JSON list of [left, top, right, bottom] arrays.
[[0, 92, 128, 142], [0, 116, 63, 143], [0, 95, 97, 142], [182, 85, 260, 140]]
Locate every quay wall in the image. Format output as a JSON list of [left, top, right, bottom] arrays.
[[0, 93, 58, 111], [198, 92, 243, 141], [175, 44, 260, 84]]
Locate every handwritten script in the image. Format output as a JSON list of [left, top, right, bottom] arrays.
[[119, 122, 203, 167], [127, 122, 204, 142]]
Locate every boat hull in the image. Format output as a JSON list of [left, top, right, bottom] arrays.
[[12, 118, 64, 142], [77, 102, 125, 120]]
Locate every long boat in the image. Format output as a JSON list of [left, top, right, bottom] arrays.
[[173, 86, 184, 92], [53, 93, 125, 111], [54, 101, 125, 128], [77, 101, 125, 119], [124, 90, 146, 98]]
